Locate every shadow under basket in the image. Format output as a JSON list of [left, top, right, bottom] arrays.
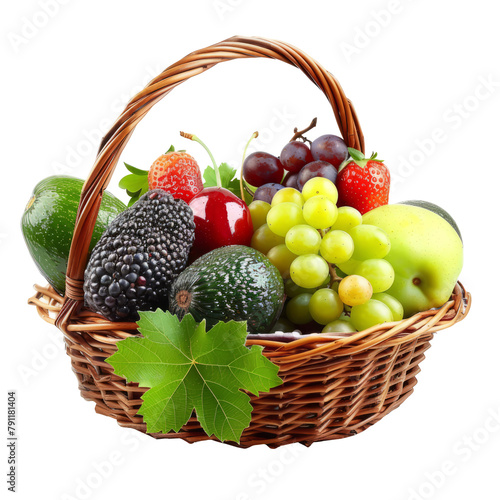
[[27, 36, 470, 448]]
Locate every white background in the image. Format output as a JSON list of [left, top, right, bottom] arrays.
[[2, 1, 499, 499]]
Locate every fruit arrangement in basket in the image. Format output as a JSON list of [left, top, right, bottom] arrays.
[[23, 123, 465, 442], [23, 36, 469, 448]]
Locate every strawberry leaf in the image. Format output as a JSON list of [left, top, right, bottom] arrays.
[[347, 148, 365, 162], [127, 193, 141, 207], [124, 162, 148, 176], [203, 162, 242, 199], [368, 151, 383, 162], [107, 310, 282, 443], [119, 162, 150, 206], [118, 173, 148, 193]]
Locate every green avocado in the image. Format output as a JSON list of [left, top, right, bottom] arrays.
[[398, 200, 462, 242], [22, 175, 126, 295], [169, 245, 285, 333]]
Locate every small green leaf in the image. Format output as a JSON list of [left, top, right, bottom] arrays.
[[219, 162, 238, 186], [124, 162, 148, 176], [203, 163, 243, 199], [348, 147, 365, 162], [118, 174, 148, 193], [368, 151, 383, 162], [203, 165, 218, 187], [107, 310, 282, 443], [127, 193, 140, 207], [127, 185, 149, 206], [165, 145, 175, 153]]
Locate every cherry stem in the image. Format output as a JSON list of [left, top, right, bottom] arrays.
[[240, 131, 259, 200], [180, 131, 220, 187], [289, 117, 318, 143]]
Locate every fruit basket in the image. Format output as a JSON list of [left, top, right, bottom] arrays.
[[28, 36, 470, 448]]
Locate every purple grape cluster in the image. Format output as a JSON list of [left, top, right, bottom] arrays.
[[243, 134, 348, 203]]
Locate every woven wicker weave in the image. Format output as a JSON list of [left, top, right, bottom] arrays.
[[28, 36, 470, 448]]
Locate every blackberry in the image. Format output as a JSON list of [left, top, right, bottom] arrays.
[[83, 189, 195, 321]]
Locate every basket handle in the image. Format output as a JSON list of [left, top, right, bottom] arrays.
[[56, 35, 365, 329]]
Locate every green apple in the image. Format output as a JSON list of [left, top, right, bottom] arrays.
[[363, 204, 463, 318]]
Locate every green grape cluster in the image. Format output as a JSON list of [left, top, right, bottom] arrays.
[[249, 178, 405, 334]]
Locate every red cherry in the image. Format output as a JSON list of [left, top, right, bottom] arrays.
[[188, 187, 253, 259]]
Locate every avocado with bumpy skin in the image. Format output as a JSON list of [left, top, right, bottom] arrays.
[[22, 176, 126, 295], [169, 245, 285, 333]]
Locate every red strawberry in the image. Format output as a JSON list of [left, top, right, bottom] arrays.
[[336, 148, 390, 214], [148, 151, 203, 203]]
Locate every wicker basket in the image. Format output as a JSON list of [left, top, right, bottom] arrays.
[[28, 36, 470, 448]]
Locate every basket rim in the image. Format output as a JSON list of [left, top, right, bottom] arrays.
[[28, 281, 470, 362]]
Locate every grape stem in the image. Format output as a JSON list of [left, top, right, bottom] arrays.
[[328, 263, 342, 287], [240, 131, 259, 200], [289, 117, 318, 143], [180, 131, 221, 187]]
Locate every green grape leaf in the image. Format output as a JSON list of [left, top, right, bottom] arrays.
[[203, 162, 243, 199], [107, 310, 282, 443]]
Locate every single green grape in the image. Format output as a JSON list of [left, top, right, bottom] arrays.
[[309, 288, 344, 325], [320, 230, 355, 264], [349, 224, 391, 261], [301, 177, 338, 204], [284, 276, 329, 297], [251, 223, 285, 254], [372, 293, 404, 322], [285, 224, 321, 255], [302, 196, 338, 229], [338, 275, 373, 306], [267, 202, 305, 237], [350, 299, 393, 331], [271, 187, 304, 207], [339, 311, 351, 322], [322, 319, 357, 334], [337, 258, 362, 276], [355, 259, 395, 293], [248, 200, 271, 231], [290, 254, 330, 288], [267, 244, 297, 278], [319, 274, 331, 287], [284, 279, 319, 298], [330, 206, 363, 232], [286, 293, 313, 324]]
